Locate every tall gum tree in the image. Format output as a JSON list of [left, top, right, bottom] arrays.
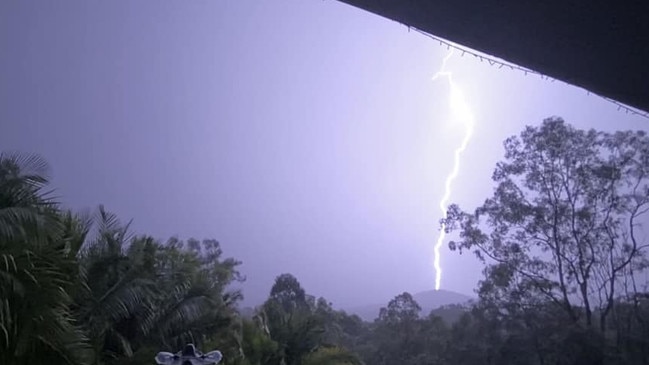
[[443, 118, 649, 330]]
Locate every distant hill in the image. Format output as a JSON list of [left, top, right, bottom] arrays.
[[428, 303, 471, 324], [343, 289, 473, 322]]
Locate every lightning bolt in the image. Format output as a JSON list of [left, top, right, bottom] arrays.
[[432, 50, 475, 291]]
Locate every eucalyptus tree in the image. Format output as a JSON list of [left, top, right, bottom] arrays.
[[444, 118, 649, 331]]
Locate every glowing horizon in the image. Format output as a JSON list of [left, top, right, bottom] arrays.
[[431, 50, 475, 291]]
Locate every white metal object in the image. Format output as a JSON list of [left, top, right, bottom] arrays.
[[155, 344, 223, 365]]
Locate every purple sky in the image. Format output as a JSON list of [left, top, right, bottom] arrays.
[[2, 0, 648, 308]]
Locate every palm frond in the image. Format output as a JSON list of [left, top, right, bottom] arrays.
[[0, 152, 55, 208], [108, 328, 134, 357], [95, 205, 121, 238], [154, 293, 216, 337], [60, 209, 93, 256], [0, 152, 50, 180], [32, 308, 92, 365], [0, 206, 61, 243], [1, 246, 90, 365]]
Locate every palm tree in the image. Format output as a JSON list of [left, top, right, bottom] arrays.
[[75, 206, 158, 364], [0, 152, 244, 364], [77, 218, 243, 364], [0, 152, 91, 365], [144, 238, 242, 351]]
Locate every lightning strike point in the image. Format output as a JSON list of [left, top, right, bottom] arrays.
[[431, 50, 475, 291]]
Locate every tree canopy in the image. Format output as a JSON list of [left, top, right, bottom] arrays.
[[1, 118, 649, 365]]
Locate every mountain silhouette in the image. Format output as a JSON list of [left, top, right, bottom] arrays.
[[343, 289, 473, 322]]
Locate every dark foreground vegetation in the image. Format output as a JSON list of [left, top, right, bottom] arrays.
[[2, 118, 649, 365]]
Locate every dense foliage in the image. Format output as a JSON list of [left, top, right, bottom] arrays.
[[1, 118, 649, 364]]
